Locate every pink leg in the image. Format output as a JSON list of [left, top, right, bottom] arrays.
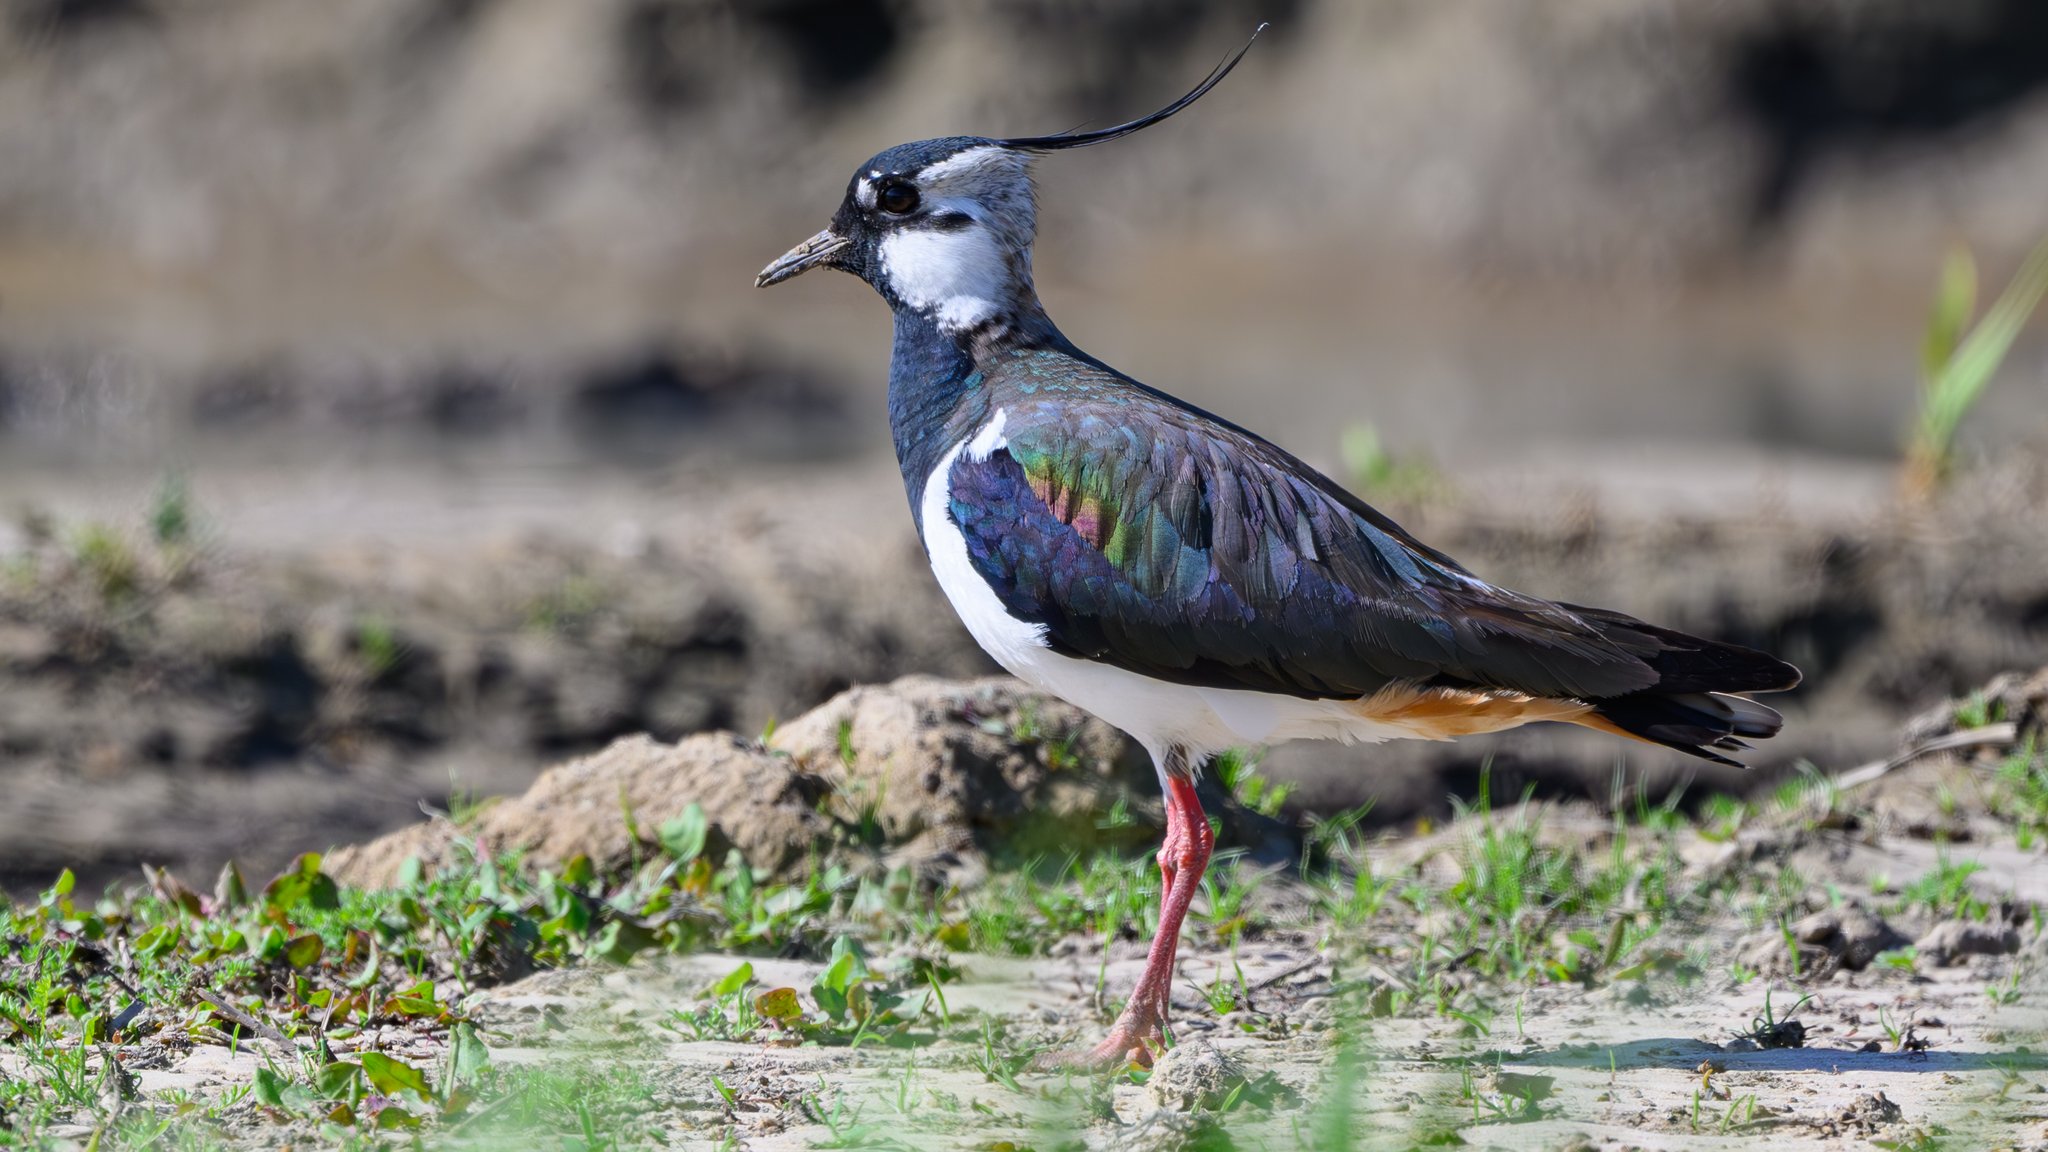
[[1043, 771, 1214, 1069]]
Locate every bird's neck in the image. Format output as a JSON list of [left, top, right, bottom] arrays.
[[887, 308, 983, 522], [886, 301, 1068, 527]]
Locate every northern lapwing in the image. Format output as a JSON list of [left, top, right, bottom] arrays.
[[756, 29, 1799, 1068]]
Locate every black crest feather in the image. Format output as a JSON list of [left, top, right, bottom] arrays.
[[995, 24, 1265, 152]]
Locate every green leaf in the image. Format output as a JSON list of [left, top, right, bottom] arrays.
[[829, 936, 870, 984], [813, 983, 847, 1022], [214, 860, 250, 911], [315, 1061, 363, 1101], [284, 935, 324, 969], [1940, 238, 2048, 419], [813, 947, 864, 1023], [590, 916, 657, 965], [359, 1051, 433, 1100], [658, 804, 709, 864], [818, 951, 858, 995], [256, 925, 288, 963], [713, 962, 755, 998], [384, 996, 442, 1019], [1911, 236, 2048, 490], [345, 938, 382, 989], [254, 1065, 289, 1110], [1608, 959, 1656, 982], [133, 924, 180, 961], [754, 987, 802, 1021], [448, 1022, 490, 1084], [263, 853, 341, 912]]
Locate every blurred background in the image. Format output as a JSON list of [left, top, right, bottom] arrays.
[[2, 0, 2045, 896]]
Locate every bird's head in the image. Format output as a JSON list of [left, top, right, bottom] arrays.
[[755, 26, 1264, 340]]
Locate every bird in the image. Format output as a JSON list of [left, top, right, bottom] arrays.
[[755, 28, 1799, 1068]]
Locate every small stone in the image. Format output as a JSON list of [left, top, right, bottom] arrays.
[[1839, 1091, 1903, 1133], [1786, 906, 1912, 971], [1146, 1038, 1246, 1112], [1915, 920, 2019, 967]]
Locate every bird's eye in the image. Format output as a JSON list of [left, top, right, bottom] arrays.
[[877, 181, 920, 215]]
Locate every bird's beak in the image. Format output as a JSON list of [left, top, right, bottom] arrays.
[[755, 229, 851, 288]]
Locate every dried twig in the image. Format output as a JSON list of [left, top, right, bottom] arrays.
[[192, 987, 294, 1055], [1832, 722, 2018, 791]]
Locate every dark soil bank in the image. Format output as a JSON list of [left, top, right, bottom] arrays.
[[5, 452, 2045, 898]]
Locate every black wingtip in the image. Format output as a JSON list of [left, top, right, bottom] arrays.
[[1587, 690, 1783, 768], [995, 24, 1265, 153]]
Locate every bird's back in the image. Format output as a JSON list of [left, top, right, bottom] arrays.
[[930, 342, 1798, 763]]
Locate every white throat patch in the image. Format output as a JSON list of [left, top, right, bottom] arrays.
[[877, 222, 1008, 334]]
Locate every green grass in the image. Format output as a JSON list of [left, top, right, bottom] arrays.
[[1888, 854, 1993, 922], [1338, 422, 1443, 504], [70, 521, 142, 601], [1213, 747, 1295, 819], [5, 817, 1297, 1147], [0, 825, 984, 1147], [11, 474, 211, 614], [6, 749, 2041, 1149], [964, 851, 1162, 956], [1904, 237, 2048, 498], [149, 474, 195, 549], [1991, 740, 2048, 849]]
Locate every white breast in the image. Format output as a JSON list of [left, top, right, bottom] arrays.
[[919, 412, 1049, 676], [918, 411, 1416, 768]]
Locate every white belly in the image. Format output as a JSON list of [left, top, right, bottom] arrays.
[[918, 414, 1413, 765]]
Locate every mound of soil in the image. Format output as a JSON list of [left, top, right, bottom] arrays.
[[329, 677, 1163, 890]]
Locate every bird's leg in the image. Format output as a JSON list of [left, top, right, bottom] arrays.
[[1155, 791, 1188, 905], [1042, 759, 1213, 1070]]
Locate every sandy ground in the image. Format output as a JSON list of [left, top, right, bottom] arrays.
[[24, 921, 2033, 1151], [465, 944, 2045, 1151], [13, 786, 2043, 1152]]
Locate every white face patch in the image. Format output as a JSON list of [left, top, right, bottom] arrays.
[[877, 222, 1008, 333]]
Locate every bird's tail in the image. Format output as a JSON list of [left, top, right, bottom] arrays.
[[1562, 605, 1800, 766]]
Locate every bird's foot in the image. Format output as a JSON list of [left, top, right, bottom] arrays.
[[1032, 999, 1169, 1071]]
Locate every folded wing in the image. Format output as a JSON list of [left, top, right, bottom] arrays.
[[944, 367, 1796, 763]]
